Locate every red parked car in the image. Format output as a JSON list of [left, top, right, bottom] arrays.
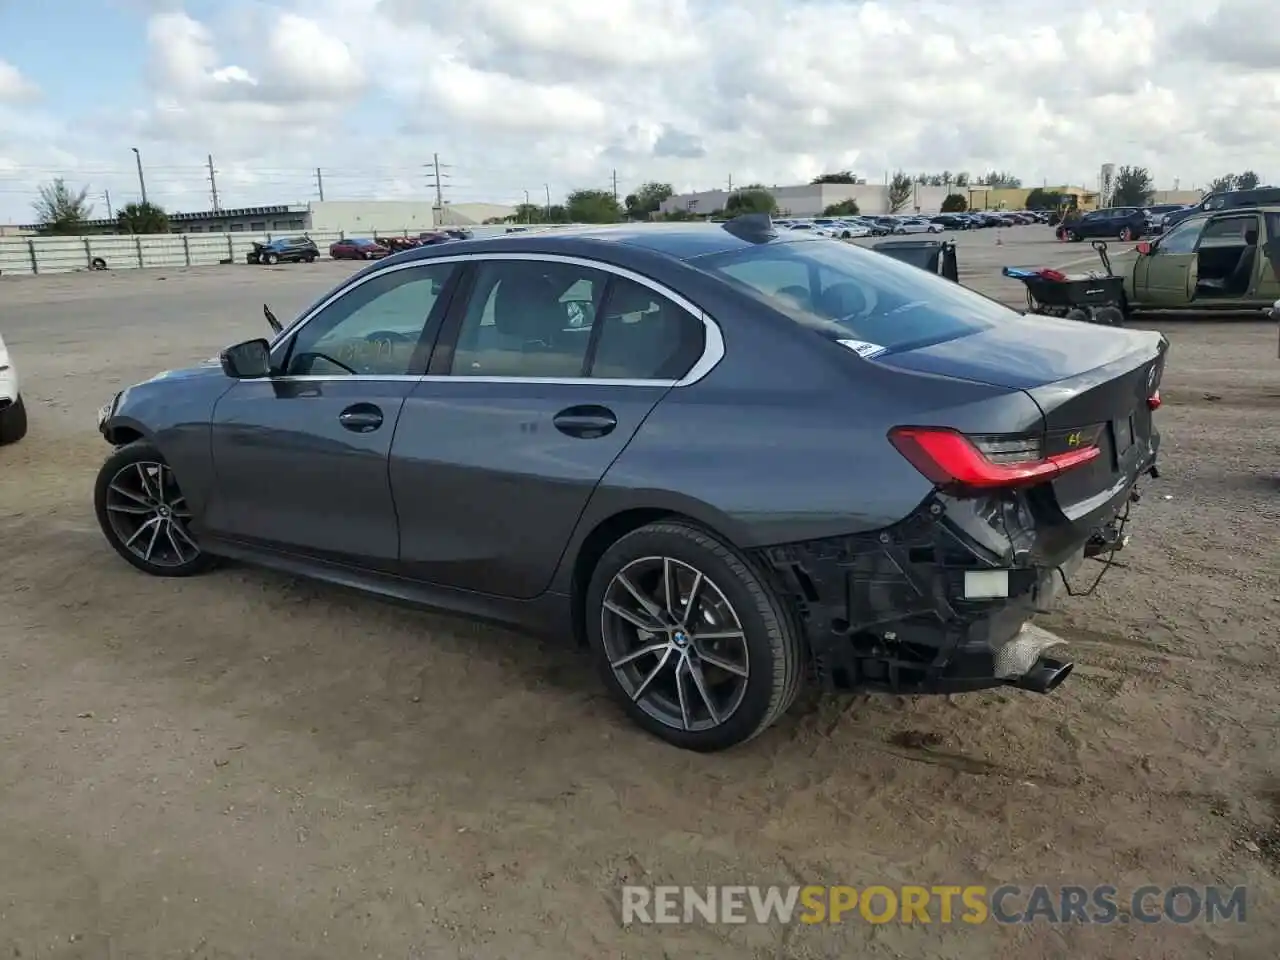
[[329, 237, 390, 260]]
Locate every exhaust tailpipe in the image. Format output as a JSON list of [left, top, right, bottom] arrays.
[[1011, 656, 1074, 694]]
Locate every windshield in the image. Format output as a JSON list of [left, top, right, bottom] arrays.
[[693, 238, 1021, 353]]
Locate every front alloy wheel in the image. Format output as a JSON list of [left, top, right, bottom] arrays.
[[587, 521, 804, 751], [94, 440, 214, 577]]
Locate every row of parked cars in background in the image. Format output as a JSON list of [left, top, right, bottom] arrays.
[[777, 209, 1051, 239], [247, 229, 477, 265]]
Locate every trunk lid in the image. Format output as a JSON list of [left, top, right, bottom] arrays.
[[877, 317, 1167, 528]]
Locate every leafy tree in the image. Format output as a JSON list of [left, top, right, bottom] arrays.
[[33, 178, 93, 235], [565, 189, 621, 223], [1208, 174, 1236, 193], [940, 193, 968, 212], [915, 173, 946, 186], [724, 185, 777, 216], [1235, 170, 1261, 191], [980, 170, 1022, 188], [1112, 165, 1154, 207], [887, 171, 914, 213], [953, 172, 970, 187], [811, 171, 857, 184], [657, 208, 699, 221], [511, 202, 546, 223], [1024, 188, 1067, 211], [117, 201, 169, 234], [623, 181, 673, 219], [545, 204, 570, 223], [822, 198, 860, 216]]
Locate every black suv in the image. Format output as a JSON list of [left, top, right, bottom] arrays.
[[1163, 186, 1280, 231], [246, 236, 320, 265], [1061, 207, 1147, 242]]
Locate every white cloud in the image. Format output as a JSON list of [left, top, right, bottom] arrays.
[[1, 0, 1279, 222], [0, 59, 38, 103]]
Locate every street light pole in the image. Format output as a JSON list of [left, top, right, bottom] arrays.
[[544, 183, 551, 220], [523, 189, 530, 223], [131, 147, 148, 205]]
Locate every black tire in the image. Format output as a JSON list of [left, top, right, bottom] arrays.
[[263, 252, 278, 265], [585, 520, 805, 752], [1092, 306, 1125, 326], [1064, 308, 1090, 323], [305, 253, 316, 263], [94, 439, 215, 578], [0, 395, 28, 445], [1119, 226, 1134, 242]]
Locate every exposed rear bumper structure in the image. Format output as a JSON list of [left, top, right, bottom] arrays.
[[756, 487, 1144, 696]]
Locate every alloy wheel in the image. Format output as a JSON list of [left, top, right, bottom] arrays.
[[601, 556, 750, 732], [103, 461, 200, 568]]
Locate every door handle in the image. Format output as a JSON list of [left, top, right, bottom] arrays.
[[338, 403, 384, 433], [553, 405, 617, 439]]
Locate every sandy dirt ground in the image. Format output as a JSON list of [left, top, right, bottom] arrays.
[[1, 227, 1278, 959]]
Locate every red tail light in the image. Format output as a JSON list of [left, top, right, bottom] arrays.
[[1147, 390, 1161, 410], [888, 426, 1100, 490]]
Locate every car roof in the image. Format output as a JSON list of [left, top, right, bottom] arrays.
[[384, 221, 823, 263]]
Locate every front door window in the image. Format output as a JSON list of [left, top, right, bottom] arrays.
[[1154, 219, 1204, 255], [285, 263, 457, 377]]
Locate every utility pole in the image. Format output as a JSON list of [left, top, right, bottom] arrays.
[[428, 153, 452, 224], [131, 147, 148, 204], [523, 189, 530, 222], [611, 169, 618, 205], [544, 183, 551, 219], [104, 189, 113, 219], [207, 154, 220, 211], [727, 174, 733, 193], [315, 167, 325, 201]]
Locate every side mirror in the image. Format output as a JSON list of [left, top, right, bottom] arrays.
[[1135, 241, 1152, 255], [220, 338, 272, 379]]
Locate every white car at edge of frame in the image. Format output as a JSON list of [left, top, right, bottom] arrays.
[[0, 330, 28, 445]]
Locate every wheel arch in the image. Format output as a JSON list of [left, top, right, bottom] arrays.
[[101, 415, 152, 448], [559, 495, 751, 647]]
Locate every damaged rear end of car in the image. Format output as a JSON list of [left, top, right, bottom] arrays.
[[765, 330, 1165, 697], [695, 234, 1167, 699]]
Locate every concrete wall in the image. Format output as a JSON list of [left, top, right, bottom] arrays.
[[307, 200, 438, 234], [0, 224, 580, 276], [1150, 190, 1204, 205]]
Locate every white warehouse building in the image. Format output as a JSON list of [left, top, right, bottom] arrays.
[[660, 182, 955, 218]]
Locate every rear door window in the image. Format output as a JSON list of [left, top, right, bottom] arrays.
[[1197, 216, 1257, 247]]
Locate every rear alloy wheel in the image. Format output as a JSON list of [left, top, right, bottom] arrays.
[[586, 521, 804, 751], [1119, 226, 1134, 241], [263, 252, 278, 265], [94, 440, 214, 577]]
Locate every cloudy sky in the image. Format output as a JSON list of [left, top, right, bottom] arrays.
[[0, 0, 1275, 223]]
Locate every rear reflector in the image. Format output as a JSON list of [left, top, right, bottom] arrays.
[[1147, 390, 1161, 410], [888, 426, 1100, 489]]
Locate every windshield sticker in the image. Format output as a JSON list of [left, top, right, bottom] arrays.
[[837, 338, 887, 359]]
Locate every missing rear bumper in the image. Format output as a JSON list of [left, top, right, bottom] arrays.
[[756, 494, 1120, 695]]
